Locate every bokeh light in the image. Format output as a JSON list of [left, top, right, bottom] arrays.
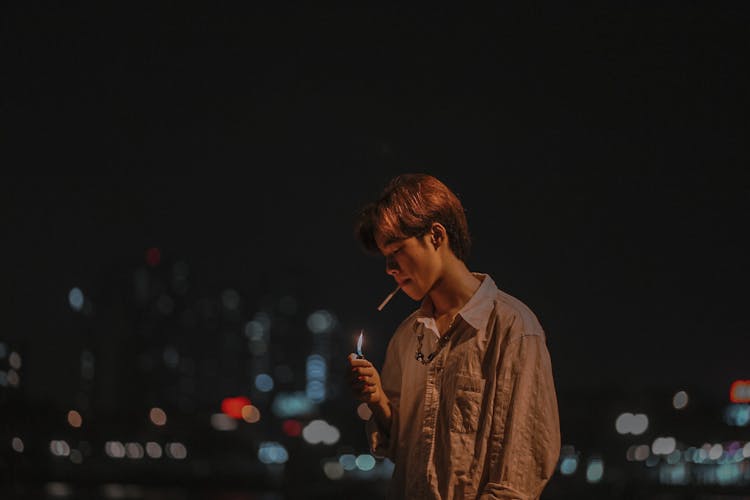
[[302, 420, 340, 445], [258, 442, 288, 464], [560, 456, 578, 475], [67, 410, 82, 428], [149, 407, 167, 426], [68, 288, 84, 312], [8, 351, 22, 370], [355, 454, 376, 471], [6, 369, 19, 387], [729, 380, 750, 403], [11, 437, 24, 453], [271, 392, 315, 418], [323, 460, 345, 480], [221, 396, 251, 419], [357, 402, 373, 421], [50, 440, 71, 457], [165, 442, 187, 459], [338, 453, 357, 471], [126, 442, 145, 459], [69, 449, 83, 464], [615, 412, 649, 435], [282, 419, 301, 437], [145, 247, 161, 267], [673, 390, 689, 409], [105, 441, 126, 458], [255, 373, 274, 392], [211, 413, 238, 431], [146, 442, 162, 459], [585, 457, 604, 483], [241, 405, 261, 424], [306, 310, 335, 334], [652, 437, 677, 456]]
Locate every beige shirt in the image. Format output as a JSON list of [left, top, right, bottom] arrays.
[[366, 274, 561, 499]]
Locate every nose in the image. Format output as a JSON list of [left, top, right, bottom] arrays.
[[385, 255, 400, 276]]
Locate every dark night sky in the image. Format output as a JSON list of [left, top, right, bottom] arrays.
[[2, 4, 749, 409]]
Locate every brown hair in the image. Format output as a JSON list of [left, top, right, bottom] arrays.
[[355, 173, 472, 261]]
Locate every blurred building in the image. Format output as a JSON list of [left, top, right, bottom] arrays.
[[1, 248, 748, 500]]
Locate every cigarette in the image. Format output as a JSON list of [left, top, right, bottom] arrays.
[[377, 285, 401, 311]]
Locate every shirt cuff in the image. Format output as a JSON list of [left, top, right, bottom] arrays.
[[365, 415, 390, 459]]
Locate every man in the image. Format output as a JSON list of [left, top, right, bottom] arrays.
[[347, 173, 561, 499]]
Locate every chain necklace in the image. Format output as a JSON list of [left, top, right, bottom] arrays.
[[414, 317, 457, 365]]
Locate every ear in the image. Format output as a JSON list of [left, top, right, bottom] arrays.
[[430, 223, 447, 249]]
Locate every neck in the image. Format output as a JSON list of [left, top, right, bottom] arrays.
[[428, 258, 481, 318]]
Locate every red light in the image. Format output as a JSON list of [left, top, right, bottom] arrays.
[[730, 380, 750, 403], [282, 419, 302, 437], [221, 396, 251, 419], [146, 247, 161, 267]]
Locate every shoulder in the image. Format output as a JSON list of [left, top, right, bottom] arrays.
[[491, 288, 545, 343]]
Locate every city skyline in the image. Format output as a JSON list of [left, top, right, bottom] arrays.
[[3, 3, 749, 498]]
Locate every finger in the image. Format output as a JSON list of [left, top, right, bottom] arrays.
[[353, 366, 375, 377], [347, 353, 364, 367], [348, 358, 373, 369]]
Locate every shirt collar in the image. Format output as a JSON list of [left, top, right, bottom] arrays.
[[415, 273, 498, 336]]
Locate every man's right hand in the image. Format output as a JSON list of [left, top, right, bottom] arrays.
[[346, 353, 386, 405]]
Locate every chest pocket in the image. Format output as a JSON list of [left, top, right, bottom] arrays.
[[450, 373, 485, 433]]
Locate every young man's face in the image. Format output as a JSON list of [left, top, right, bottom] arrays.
[[376, 232, 442, 301]]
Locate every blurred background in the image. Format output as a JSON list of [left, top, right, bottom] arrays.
[[2, 3, 749, 499]]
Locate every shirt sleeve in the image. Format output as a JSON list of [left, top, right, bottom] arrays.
[[480, 333, 561, 500], [365, 332, 402, 460]]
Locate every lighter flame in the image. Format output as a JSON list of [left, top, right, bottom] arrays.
[[356, 330, 364, 357]]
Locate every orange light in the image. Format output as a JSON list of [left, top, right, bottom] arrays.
[[221, 396, 251, 419], [67, 410, 83, 428], [729, 380, 750, 403]]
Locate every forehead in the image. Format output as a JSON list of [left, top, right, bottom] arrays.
[[376, 233, 424, 256], [375, 232, 404, 254]]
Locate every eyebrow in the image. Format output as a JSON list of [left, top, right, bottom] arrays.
[[379, 238, 404, 257]]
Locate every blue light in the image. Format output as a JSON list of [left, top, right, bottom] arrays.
[[585, 458, 604, 483], [339, 454, 357, 471], [306, 355, 326, 380], [306, 380, 325, 403], [258, 442, 289, 464], [255, 373, 274, 392], [716, 463, 741, 486], [271, 391, 315, 418], [307, 310, 335, 334], [659, 463, 687, 485], [724, 404, 750, 427], [68, 288, 84, 311], [355, 454, 376, 471], [560, 456, 578, 475]]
